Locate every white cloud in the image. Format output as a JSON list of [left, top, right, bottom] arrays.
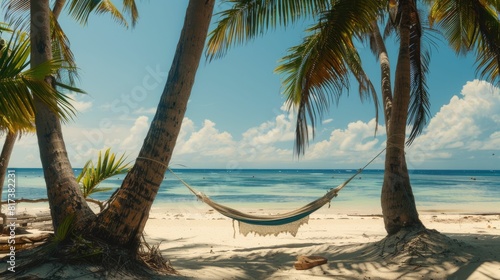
[[322, 118, 334, 125], [68, 93, 93, 113], [305, 118, 384, 165], [170, 108, 383, 168], [133, 107, 157, 115], [407, 80, 500, 168], [120, 116, 149, 150], [241, 112, 295, 146], [411, 81, 500, 148], [175, 119, 236, 157], [8, 80, 500, 169]]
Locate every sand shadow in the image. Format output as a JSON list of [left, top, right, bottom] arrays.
[[159, 232, 500, 279]]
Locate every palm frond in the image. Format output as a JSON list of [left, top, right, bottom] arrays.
[[0, 115, 34, 134], [0, 30, 79, 124], [51, 12, 80, 86], [407, 8, 432, 145], [2, 0, 30, 31], [207, 0, 329, 60], [428, 0, 500, 85], [67, 0, 129, 27], [21, 75, 77, 122], [76, 148, 131, 198], [3, 1, 80, 86], [122, 0, 139, 27], [0, 22, 13, 33], [0, 79, 35, 129], [52, 214, 75, 243], [275, 0, 382, 155]]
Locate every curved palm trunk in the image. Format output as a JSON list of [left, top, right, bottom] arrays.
[[0, 131, 17, 229], [52, 0, 66, 20], [30, 0, 95, 230], [370, 22, 392, 133], [92, 0, 215, 250], [380, 1, 423, 235]]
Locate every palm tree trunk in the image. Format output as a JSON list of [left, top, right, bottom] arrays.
[[91, 0, 215, 250], [0, 131, 17, 229], [30, 0, 95, 230], [381, 0, 423, 235], [370, 22, 392, 134], [52, 0, 66, 19]]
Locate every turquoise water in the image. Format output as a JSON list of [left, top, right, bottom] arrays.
[[4, 169, 500, 213]]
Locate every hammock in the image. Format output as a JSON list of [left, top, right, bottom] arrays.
[[168, 149, 385, 237]]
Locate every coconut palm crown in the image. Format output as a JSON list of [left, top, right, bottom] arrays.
[[207, 0, 500, 153], [207, 0, 500, 234]]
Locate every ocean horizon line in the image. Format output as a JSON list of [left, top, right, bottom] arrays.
[[8, 167, 500, 172]]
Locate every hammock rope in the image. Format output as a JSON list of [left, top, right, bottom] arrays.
[[166, 148, 385, 227]]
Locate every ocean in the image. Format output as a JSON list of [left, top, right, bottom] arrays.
[[4, 168, 500, 214]]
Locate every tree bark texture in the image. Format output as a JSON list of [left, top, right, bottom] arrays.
[[92, 0, 215, 249], [0, 131, 17, 228], [30, 0, 95, 230], [381, 0, 423, 235], [370, 21, 392, 134]]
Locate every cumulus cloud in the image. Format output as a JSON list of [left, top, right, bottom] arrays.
[[68, 93, 93, 113], [9, 80, 500, 169], [241, 112, 295, 146], [133, 107, 157, 115], [410, 80, 500, 151], [406, 80, 500, 168], [171, 80, 500, 168], [305, 118, 384, 165], [171, 107, 382, 168], [174, 119, 236, 159], [120, 116, 149, 150]]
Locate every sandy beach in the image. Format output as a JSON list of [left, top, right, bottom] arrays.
[[145, 204, 500, 280], [3, 202, 499, 279]]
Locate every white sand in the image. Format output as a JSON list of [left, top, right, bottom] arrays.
[[2, 202, 500, 279], [144, 203, 500, 279]]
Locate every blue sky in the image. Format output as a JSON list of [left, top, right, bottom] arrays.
[[9, 1, 500, 169]]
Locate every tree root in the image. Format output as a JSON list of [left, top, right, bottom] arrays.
[[138, 235, 176, 274], [377, 226, 474, 266], [1, 233, 177, 279]]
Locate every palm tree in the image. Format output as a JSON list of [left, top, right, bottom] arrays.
[[17, 0, 214, 254], [206, 0, 500, 235], [92, 0, 215, 250], [0, 26, 77, 229], [15, 0, 141, 230]]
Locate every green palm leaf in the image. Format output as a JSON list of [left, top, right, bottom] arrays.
[[275, 0, 382, 154], [51, 12, 80, 86], [67, 0, 138, 28], [427, 0, 500, 85], [2, 0, 79, 86], [122, 0, 139, 27], [76, 148, 131, 198], [207, 0, 329, 60], [0, 30, 78, 125], [0, 22, 12, 33], [407, 9, 432, 145], [3, 0, 139, 86]]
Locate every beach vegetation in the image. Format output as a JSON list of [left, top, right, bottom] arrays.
[[206, 0, 500, 235], [76, 148, 130, 198]]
